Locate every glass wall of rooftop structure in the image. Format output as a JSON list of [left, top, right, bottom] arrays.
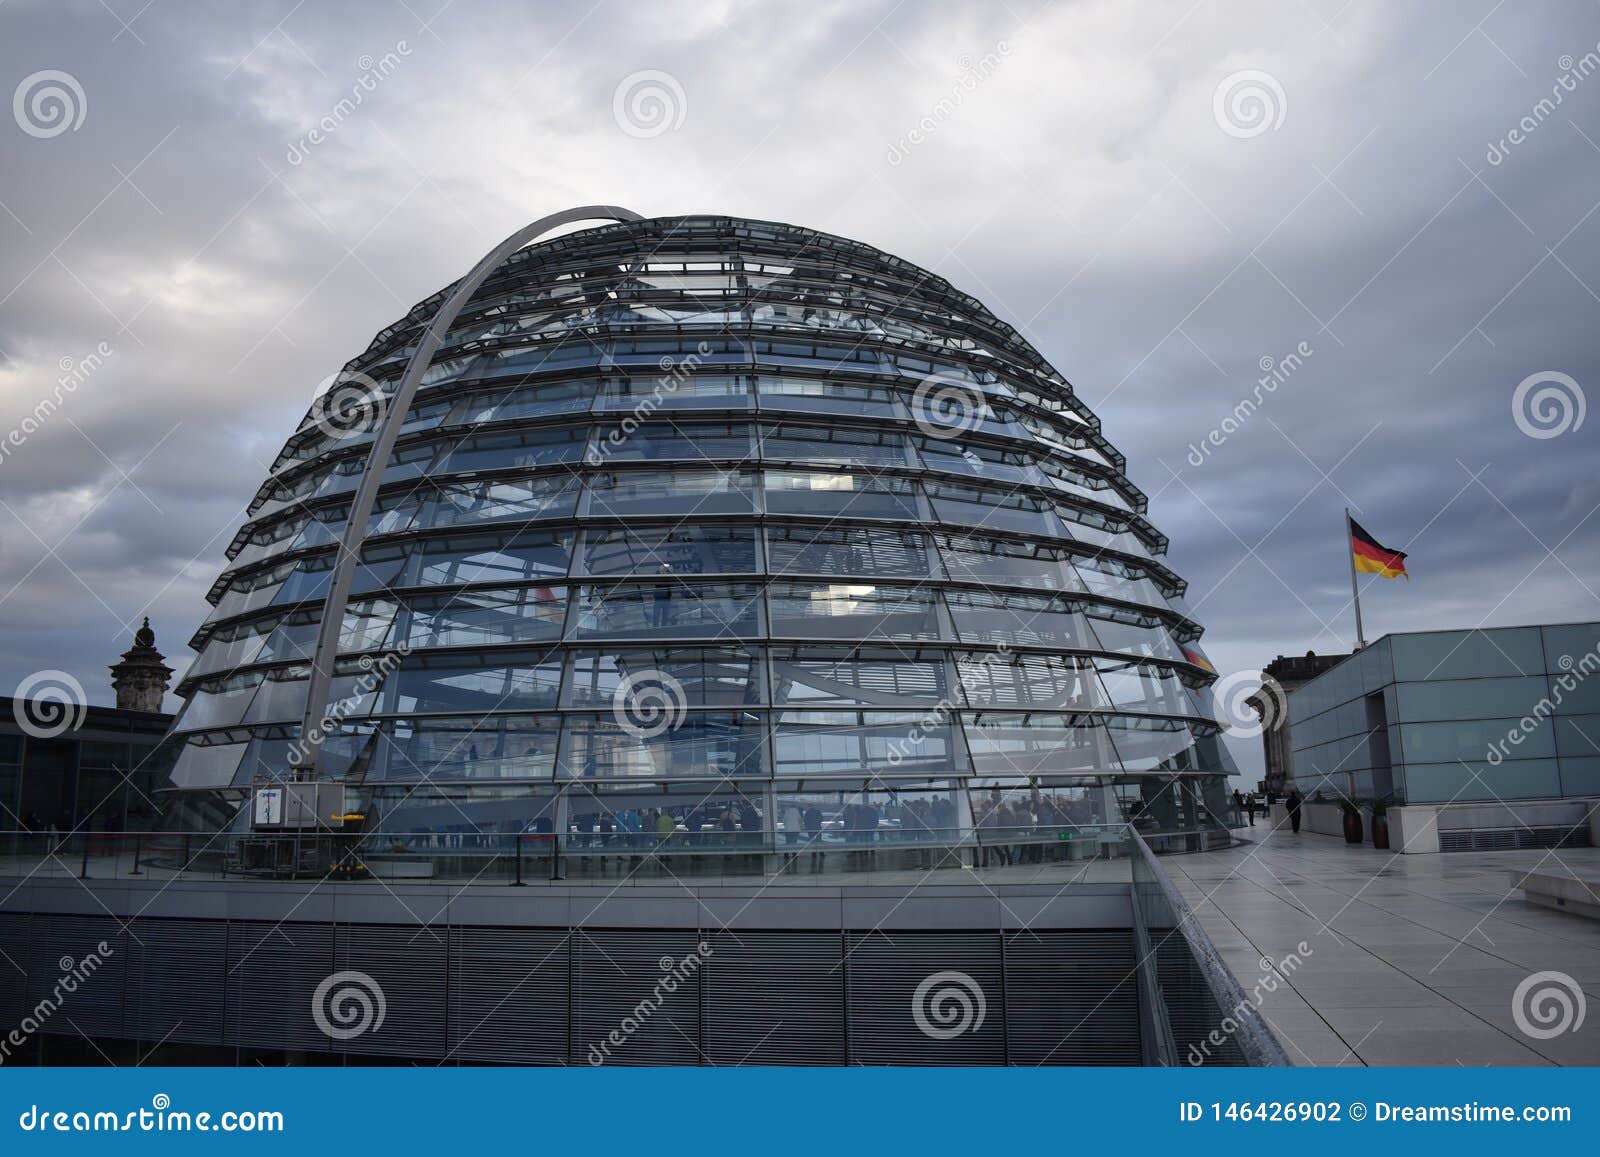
[[1285, 622, 1600, 804], [156, 215, 1237, 850]]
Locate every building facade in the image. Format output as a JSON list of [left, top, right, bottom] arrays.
[[157, 214, 1237, 847], [1285, 623, 1600, 807], [1, 700, 173, 833], [1249, 650, 1348, 796]]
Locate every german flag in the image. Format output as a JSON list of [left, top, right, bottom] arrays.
[[1350, 517, 1407, 580]]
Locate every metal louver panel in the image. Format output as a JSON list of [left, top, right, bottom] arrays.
[[1003, 929, 1140, 1065], [1155, 938, 1245, 1066], [448, 927, 570, 1064], [845, 931, 1005, 1066], [225, 920, 335, 1052], [703, 930, 845, 1065], [573, 929, 703, 1066], [333, 923, 448, 1059], [0, 912, 32, 1031], [127, 918, 227, 1046], [33, 914, 127, 1040]]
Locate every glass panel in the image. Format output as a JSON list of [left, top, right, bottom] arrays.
[[588, 421, 751, 462], [400, 587, 566, 648], [763, 469, 919, 520], [386, 655, 564, 714], [936, 534, 1081, 592], [765, 526, 935, 579], [412, 531, 573, 587], [168, 737, 247, 789], [572, 583, 762, 639], [963, 713, 1119, 777], [436, 426, 587, 472], [926, 480, 1068, 537], [1554, 715, 1600, 757], [563, 648, 762, 708], [180, 670, 266, 730], [1071, 554, 1167, 607], [566, 785, 766, 849], [189, 619, 276, 679], [917, 438, 1046, 486], [1094, 658, 1197, 716], [1390, 627, 1545, 681], [421, 476, 578, 528], [772, 711, 966, 778], [341, 599, 398, 651], [586, 468, 756, 518], [761, 424, 910, 466], [770, 648, 952, 706], [593, 374, 751, 411], [958, 651, 1106, 710], [1400, 717, 1555, 763], [377, 715, 559, 781], [272, 554, 335, 605], [580, 526, 758, 577], [775, 783, 965, 845], [464, 380, 589, 423], [1394, 676, 1552, 722], [1105, 717, 1209, 771], [241, 667, 309, 724], [1087, 612, 1186, 662], [559, 712, 768, 779], [1400, 759, 1562, 803], [946, 589, 1091, 648], [767, 583, 947, 641], [755, 377, 908, 419]]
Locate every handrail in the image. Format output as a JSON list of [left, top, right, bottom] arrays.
[[1127, 828, 1291, 1067]]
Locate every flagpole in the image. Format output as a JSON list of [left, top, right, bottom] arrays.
[[1345, 507, 1366, 650]]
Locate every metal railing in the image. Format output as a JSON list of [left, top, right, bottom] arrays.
[[1126, 827, 1290, 1067], [0, 825, 1145, 884]]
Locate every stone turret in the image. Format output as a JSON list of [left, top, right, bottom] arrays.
[[110, 617, 173, 713]]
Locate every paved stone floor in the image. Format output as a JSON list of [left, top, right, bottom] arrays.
[[1170, 823, 1600, 1066]]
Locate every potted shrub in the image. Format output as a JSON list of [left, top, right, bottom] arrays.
[[1370, 799, 1390, 850], [1340, 800, 1363, 844]]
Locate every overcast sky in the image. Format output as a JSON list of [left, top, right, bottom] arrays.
[[2, 1, 1597, 779]]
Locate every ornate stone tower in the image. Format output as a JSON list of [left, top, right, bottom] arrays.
[[110, 617, 173, 713]]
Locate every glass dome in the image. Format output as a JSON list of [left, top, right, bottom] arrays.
[[160, 214, 1236, 845]]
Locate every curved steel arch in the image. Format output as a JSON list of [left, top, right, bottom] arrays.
[[291, 205, 645, 772]]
